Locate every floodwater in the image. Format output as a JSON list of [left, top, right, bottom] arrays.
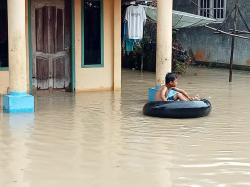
[[1, 67, 250, 187]]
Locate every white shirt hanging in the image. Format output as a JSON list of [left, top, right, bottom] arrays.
[[125, 5, 147, 40]]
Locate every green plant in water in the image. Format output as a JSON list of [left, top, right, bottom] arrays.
[[172, 38, 192, 74]]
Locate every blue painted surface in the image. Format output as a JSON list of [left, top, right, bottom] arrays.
[[8, 92, 27, 96], [3, 92, 35, 113], [148, 85, 160, 101]]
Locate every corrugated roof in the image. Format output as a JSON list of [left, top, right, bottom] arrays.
[[143, 6, 217, 29]]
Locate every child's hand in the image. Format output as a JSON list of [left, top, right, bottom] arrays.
[[191, 95, 200, 101]]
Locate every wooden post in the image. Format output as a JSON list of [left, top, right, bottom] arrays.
[[229, 1, 238, 82]]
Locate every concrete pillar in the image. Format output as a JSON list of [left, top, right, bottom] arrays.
[[8, 0, 27, 92], [3, 0, 34, 113], [113, 0, 121, 90], [148, 0, 173, 101], [156, 0, 173, 84]]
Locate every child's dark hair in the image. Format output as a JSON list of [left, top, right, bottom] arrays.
[[165, 73, 177, 84]]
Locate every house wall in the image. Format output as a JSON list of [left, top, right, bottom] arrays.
[[0, 70, 8, 108], [0, 0, 9, 95], [74, 0, 115, 91], [0, 71, 9, 94], [0, 69, 9, 95], [174, 0, 197, 14], [0, 0, 118, 95], [174, 0, 250, 67]]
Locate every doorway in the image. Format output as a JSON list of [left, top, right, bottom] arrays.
[[30, 0, 72, 91]]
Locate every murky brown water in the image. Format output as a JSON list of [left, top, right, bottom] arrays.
[[1, 67, 250, 187]]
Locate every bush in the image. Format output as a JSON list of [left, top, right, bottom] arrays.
[[172, 39, 192, 74], [140, 25, 191, 74]]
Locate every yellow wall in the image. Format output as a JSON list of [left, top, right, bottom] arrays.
[[0, 71, 8, 108], [75, 0, 115, 92], [0, 71, 9, 94]]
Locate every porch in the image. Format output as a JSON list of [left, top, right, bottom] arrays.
[[0, 0, 173, 112]]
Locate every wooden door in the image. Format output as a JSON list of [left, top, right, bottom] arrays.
[[31, 0, 71, 90]]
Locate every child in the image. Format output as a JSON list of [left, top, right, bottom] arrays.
[[155, 73, 198, 101]]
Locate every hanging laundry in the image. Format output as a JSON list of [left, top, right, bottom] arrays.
[[123, 21, 138, 53], [125, 4, 147, 40]]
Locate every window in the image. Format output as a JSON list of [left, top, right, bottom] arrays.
[[0, 0, 8, 69], [198, 0, 226, 20], [81, 0, 103, 67]]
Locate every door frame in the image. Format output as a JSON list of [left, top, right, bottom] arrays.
[[28, 0, 75, 94]]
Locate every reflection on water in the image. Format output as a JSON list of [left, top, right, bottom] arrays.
[[1, 67, 250, 187]]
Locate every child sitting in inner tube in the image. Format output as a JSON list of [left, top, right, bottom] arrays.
[[155, 73, 199, 101]]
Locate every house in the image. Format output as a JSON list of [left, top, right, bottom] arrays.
[[0, 0, 173, 112], [174, 0, 250, 70]]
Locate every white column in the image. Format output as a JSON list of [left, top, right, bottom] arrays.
[[7, 0, 28, 93], [156, 0, 173, 85], [113, 0, 122, 90]]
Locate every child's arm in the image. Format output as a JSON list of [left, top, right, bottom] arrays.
[[160, 86, 168, 101], [173, 87, 192, 100]]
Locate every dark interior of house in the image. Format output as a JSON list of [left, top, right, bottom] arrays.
[[0, 0, 8, 68], [84, 0, 101, 65]]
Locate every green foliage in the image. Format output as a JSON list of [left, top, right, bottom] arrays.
[[173, 59, 189, 74], [172, 36, 192, 74], [140, 22, 191, 74], [122, 18, 191, 74]]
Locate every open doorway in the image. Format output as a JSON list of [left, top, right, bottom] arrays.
[[121, 0, 157, 72], [30, 0, 72, 91]]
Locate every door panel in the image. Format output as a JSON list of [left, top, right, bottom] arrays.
[[53, 57, 65, 88], [56, 9, 64, 52], [64, 0, 71, 48], [31, 0, 70, 90], [45, 6, 56, 53], [35, 7, 44, 52], [36, 57, 49, 89]]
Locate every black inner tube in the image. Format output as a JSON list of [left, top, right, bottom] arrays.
[[143, 99, 211, 118]]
